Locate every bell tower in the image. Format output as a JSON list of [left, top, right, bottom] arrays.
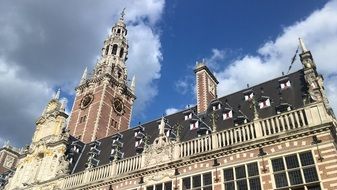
[[68, 10, 136, 143]]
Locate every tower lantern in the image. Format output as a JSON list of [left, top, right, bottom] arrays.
[[67, 10, 136, 143]]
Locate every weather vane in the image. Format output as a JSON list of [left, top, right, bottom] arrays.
[[121, 8, 126, 20]]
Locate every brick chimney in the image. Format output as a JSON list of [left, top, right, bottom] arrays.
[[194, 61, 219, 114]]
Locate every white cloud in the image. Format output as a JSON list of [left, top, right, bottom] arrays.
[[175, 76, 194, 95], [127, 23, 162, 114], [165, 108, 180, 115], [205, 48, 227, 70], [0, 0, 165, 146], [0, 58, 53, 146], [215, 0, 337, 113]]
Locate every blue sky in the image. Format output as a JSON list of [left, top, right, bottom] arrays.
[[0, 0, 336, 147], [144, 0, 328, 121]]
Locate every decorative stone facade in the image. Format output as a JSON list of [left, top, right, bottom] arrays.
[[1, 12, 337, 190]]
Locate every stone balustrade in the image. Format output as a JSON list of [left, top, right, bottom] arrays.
[[59, 102, 332, 189]]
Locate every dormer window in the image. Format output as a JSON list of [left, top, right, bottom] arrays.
[[211, 101, 222, 111], [134, 125, 145, 153], [71, 141, 82, 153], [276, 103, 292, 114], [234, 114, 248, 126], [110, 133, 123, 161], [243, 90, 254, 101], [259, 97, 271, 109], [223, 109, 233, 120], [190, 120, 199, 130], [135, 139, 143, 147], [279, 78, 291, 89], [90, 140, 101, 148], [183, 110, 193, 120], [184, 113, 192, 120]]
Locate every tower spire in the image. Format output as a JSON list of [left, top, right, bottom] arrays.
[[131, 75, 136, 93], [69, 13, 135, 143], [80, 67, 88, 84], [120, 8, 126, 21], [54, 88, 60, 100], [299, 37, 308, 53]]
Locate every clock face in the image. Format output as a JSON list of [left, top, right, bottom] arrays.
[[80, 94, 94, 109], [113, 98, 124, 115], [208, 79, 216, 95]]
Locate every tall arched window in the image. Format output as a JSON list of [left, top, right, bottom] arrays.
[[105, 45, 110, 55], [117, 29, 121, 34], [112, 44, 118, 55], [119, 48, 124, 58]]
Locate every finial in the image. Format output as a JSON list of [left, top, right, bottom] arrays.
[[60, 98, 67, 111], [54, 88, 61, 100], [131, 75, 136, 93], [3, 140, 9, 147], [80, 67, 88, 84], [159, 116, 165, 136], [299, 37, 308, 53], [120, 8, 126, 20]]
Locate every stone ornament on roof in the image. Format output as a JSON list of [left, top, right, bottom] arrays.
[[142, 117, 175, 167]]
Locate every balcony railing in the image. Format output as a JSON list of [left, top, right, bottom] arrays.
[[59, 102, 332, 189]]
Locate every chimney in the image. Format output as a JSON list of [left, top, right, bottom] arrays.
[[194, 61, 219, 114]]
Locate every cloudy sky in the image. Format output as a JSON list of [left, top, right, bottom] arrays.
[[0, 0, 336, 147]]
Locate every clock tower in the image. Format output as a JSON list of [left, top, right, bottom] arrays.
[[67, 10, 136, 143]]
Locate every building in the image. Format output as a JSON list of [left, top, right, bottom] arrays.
[[1, 11, 337, 190]]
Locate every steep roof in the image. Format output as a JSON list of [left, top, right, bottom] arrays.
[[68, 69, 308, 173]]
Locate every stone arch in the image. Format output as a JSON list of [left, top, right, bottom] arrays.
[[119, 47, 124, 58], [112, 44, 118, 55], [105, 45, 110, 55]]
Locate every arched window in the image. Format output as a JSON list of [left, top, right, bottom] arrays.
[[105, 45, 109, 55], [117, 29, 121, 34], [112, 44, 118, 55], [119, 48, 124, 58]]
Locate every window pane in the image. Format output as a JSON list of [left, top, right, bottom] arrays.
[[292, 187, 305, 190], [164, 182, 172, 190], [300, 151, 314, 166], [285, 154, 299, 169], [225, 182, 235, 190], [236, 179, 248, 190], [182, 177, 190, 189], [147, 186, 154, 190], [249, 177, 261, 190], [303, 167, 319, 183], [203, 187, 212, 190], [235, 165, 246, 179], [247, 162, 259, 177], [224, 168, 234, 181], [192, 175, 201, 187], [272, 158, 285, 172], [155, 184, 162, 190], [203, 172, 212, 186], [274, 172, 288, 188], [307, 184, 321, 190], [288, 169, 303, 185]]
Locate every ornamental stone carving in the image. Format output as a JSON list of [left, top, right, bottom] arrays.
[[143, 117, 175, 168]]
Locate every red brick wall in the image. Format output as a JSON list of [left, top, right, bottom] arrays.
[[68, 81, 134, 143]]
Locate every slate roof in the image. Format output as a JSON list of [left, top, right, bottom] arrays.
[[68, 69, 308, 174]]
